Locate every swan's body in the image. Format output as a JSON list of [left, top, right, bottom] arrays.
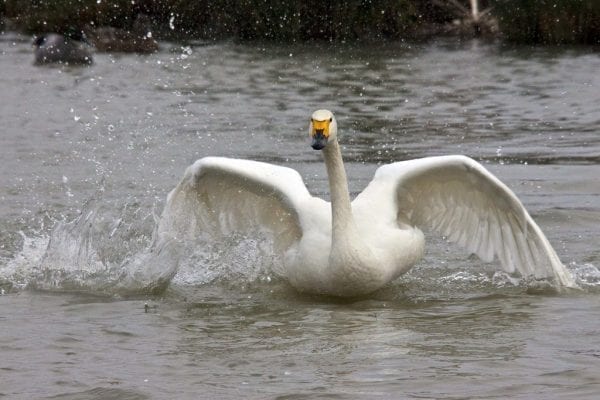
[[158, 110, 575, 296]]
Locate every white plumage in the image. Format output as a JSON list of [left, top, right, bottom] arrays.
[[157, 110, 576, 296]]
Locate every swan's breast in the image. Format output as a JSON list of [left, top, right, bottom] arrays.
[[282, 197, 333, 290], [353, 206, 425, 279]]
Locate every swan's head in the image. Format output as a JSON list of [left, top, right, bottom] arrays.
[[309, 109, 337, 150]]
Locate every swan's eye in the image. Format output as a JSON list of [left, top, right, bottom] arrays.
[[329, 118, 333, 122]]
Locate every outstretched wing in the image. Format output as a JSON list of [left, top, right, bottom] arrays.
[[363, 155, 575, 287], [157, 157, 313, 253]]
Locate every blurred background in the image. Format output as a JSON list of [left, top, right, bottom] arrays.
[[2, 0, 599, 45]]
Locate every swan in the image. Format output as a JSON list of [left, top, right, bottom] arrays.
[[157, 109, 576, 296]]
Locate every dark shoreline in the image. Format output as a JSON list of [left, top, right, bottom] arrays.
[[1, 1, 599, 46]]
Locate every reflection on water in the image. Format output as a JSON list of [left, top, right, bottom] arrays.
[[0, 32, 599, 398]]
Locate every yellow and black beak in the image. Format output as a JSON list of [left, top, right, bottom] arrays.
[[310, 119, 331, 150]]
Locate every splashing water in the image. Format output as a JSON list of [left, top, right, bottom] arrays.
[[1, 191, 598, 297], [569, 263, 600, 289], [0, 191, 162, 294], [0, 188, 284, 295], [1, 178, 598, 297], [172, 233, 282, 287], [26, 196, 166, 294]]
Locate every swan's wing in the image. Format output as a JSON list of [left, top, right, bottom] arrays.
[[364, 155, 575, 287], [157, 157, 313, 252]]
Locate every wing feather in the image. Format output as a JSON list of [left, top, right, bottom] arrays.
[[157, 157, 313, 253], [364, 155, 575, 287]]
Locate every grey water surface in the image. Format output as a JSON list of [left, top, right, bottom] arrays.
[[1, 32, 599, 399]]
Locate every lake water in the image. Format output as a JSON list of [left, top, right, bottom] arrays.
[[1, 32, 599, 399]]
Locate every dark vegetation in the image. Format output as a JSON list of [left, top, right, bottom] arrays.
[[1, 0, 599, 45], [493, 0, 600, 44]]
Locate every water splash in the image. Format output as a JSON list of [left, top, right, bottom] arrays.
[[0, 191, 596, 296], [27, 196, 163, 294], [391, 258, 599, 301], [0, 192, 163, 294], [569, 262, 600, 290], [0, 190, 282, 295], [172, 233, 281, 287], [0, 233, 49, 292]]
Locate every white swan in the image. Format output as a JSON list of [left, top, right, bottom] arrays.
[[158, 109, 576, 296]]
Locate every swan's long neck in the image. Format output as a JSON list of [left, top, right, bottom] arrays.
[[323, 139, 355, 240], [321, 138, 384, 295]]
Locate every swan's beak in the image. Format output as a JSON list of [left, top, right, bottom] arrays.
[[310, 119, 330, 150], [311, 132, 328, 150]]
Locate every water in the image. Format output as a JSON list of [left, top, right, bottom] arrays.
[[1, 32, 599, 398]]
